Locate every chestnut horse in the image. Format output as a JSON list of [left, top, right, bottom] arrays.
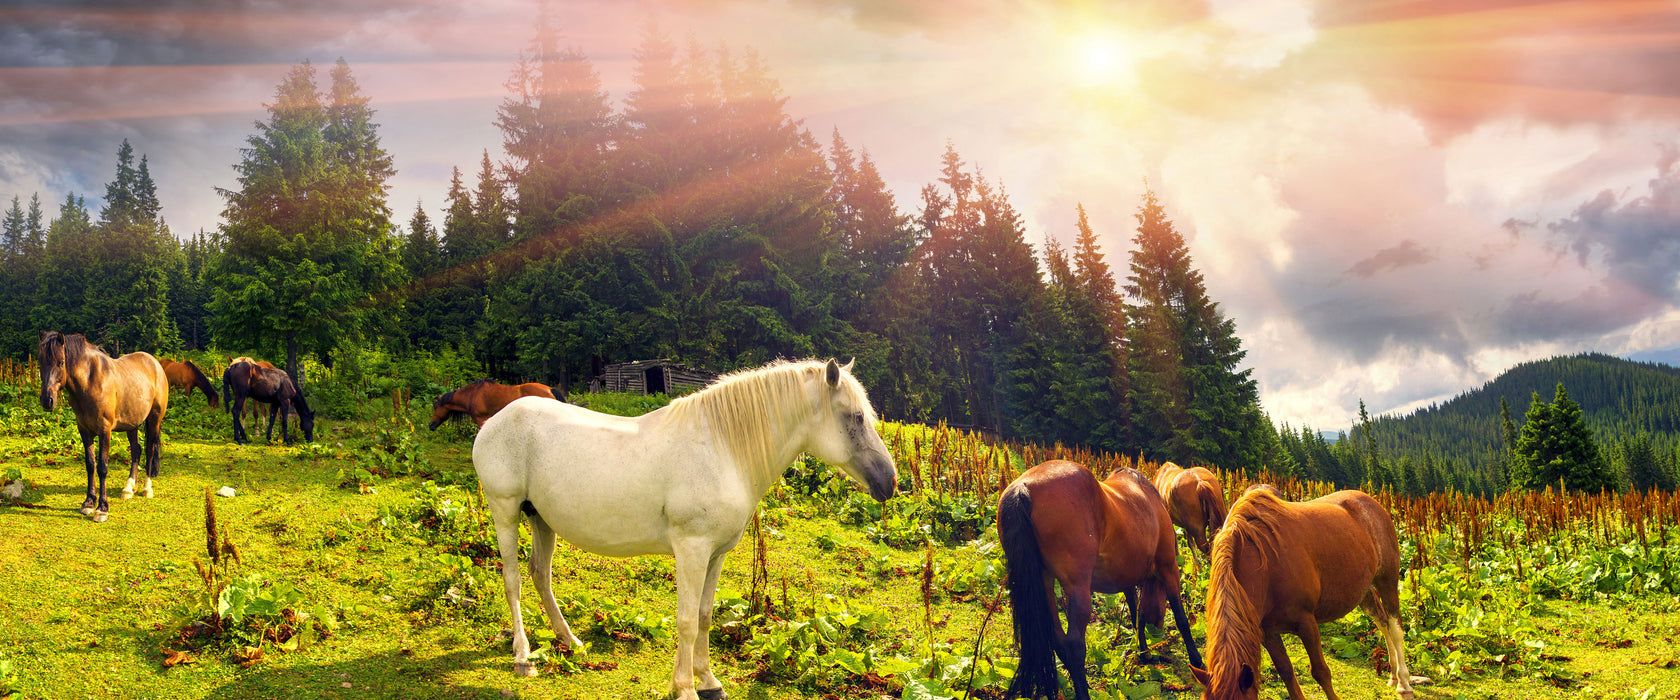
[[1192, 488, 1427, 700], [222, 360, 314, 445], [158, 358, 221, 409], [1000, 461, 1203, 700], [36, 331, 169, 522], [1152, 462, 1229, 556], [429, 379, 557, 430]]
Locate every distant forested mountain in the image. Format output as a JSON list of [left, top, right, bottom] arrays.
[[1366, 353, 1680, 471]]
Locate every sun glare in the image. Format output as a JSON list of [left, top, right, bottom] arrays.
[[1071, 31, 1139, 90]]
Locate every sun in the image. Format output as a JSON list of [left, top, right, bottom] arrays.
[[1070, 31, 1140, 90]]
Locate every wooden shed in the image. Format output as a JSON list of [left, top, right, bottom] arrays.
[[595, 359, 718, 395]]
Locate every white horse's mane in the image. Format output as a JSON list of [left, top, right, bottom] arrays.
[[664, 359, 875, 474]]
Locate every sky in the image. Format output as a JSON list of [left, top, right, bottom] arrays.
[[3, 0, 1679, 431]]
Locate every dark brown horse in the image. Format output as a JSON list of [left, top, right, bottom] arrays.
[[222, 360, 314, 445], [1000, 460, 1203, 700], [158, 358, 220, 409], [228, 357, 275, 421], [1193, 488, 1426, 700], [1152, 462, 1229, 557], [37, 331, 169, 522], [429, 379, 558, 430]]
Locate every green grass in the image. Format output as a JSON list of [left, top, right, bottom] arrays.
[[1, 390, 1679, 699]]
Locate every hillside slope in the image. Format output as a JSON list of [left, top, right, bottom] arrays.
[[1367, 353, 1680, 467]]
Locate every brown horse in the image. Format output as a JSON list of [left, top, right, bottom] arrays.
[[1152, 462, 1229, 556], [1000, 460, 1203, 700], [158, 358, 220, 409], [227, 357, 276, 421], [429, 379, 557, 430], [1192, 488, 1426, 700], [36, 331, 169, 522], [222, 360, 314, 445]]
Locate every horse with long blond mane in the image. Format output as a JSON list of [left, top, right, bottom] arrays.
[[1193, 487, 1428, 700], [999, 460, 1203, 700], [36, 331, 169, 522], [1152, 462, 1229, 556], [472, 359, 897, 700]]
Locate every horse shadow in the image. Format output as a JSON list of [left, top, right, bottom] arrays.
[[200, 648, 513, 698]]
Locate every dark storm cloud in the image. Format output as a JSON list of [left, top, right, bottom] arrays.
[[1289, 0, 1680, 137], [1297, 301, 1470, 364], [1344, 239, 1435, 278], [1548, 145, 1680, 305]]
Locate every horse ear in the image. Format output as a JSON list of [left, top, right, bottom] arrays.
[[825, 358, 840, 388], [840, 357, 855, 373], [1190, 665, 1212, 687], [1238, 664, 1256, 691]]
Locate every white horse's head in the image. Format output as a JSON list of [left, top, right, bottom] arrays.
[[805, 359, 898, 502]]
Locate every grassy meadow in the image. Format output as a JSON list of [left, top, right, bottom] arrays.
[[1, 365, 1679, 699]]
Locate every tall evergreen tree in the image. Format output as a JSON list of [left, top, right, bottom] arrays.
[[1124, 188, 1262, 469], [209, 60, 405, 383]]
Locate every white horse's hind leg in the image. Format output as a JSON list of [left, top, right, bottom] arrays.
[[491, 501, 536, 677], [528, 513, 586, 651], [693, 551, 728, 699], [669, 541, 711, 700]]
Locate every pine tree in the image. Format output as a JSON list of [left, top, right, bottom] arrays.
[[209, 59, 405, 383], [1620, 432, 1671, 492], [1512, 383, 1616, 492], [1124, 188, 1262, 469]]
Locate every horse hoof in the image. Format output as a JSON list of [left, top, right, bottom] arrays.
[[1410, 675, 1432, 685], [697, 688, 728, 700], [79, 506, 95, 515], [91, 510, 108, 523], [144, 488, 153, 498], [121, 490, 134, 500], [513, 661, 538, 677]]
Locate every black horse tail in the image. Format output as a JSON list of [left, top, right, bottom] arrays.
[[221, 369, 233, 415], [1000, 485, 1059, 700]]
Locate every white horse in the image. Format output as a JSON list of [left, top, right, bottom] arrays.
[[472, 358, 898, 699]]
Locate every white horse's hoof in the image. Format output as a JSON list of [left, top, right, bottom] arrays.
[[91, 510, 108, 523], [121, 490, 134, 500], [697, 688, 728, 700], [513, 661, 538, 677], [78, 506, 95, 515], [143, 486, 154, 498], [1409, 675, 1432, 685]]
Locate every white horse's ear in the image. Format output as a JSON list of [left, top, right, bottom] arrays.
[[825, 358, 840, 388], [841, 357, 855, 373]]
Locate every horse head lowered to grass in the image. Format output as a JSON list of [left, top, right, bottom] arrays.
[[1193, 487, 1429, 700], [429, 379, 558, 430], [37, 331, 169, 522], [471, 358, 896, 699]]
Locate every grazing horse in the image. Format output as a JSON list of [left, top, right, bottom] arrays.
[[36, 331, 169, 522], [1192, 488, 1427, 700], [1152, 462, 1229, 556], [472, 359, 897, 699], [158, 358, 221, 409], [221, 360, 314, 445], [429, 379, 558, 430], [1000, 461, 1204, 700]]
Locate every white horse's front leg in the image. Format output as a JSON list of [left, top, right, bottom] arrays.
[[692, 550, 729, 699], [669, 542, 712, 700], [491, 503, 535, 676]]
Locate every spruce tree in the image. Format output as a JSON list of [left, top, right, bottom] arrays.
[[209, 60, 404, 384], [1513, 383, 1616, 492]]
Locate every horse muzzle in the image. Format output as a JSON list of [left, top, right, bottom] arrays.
[[865, 456, 898, 502], [38, 393, 56, 413]]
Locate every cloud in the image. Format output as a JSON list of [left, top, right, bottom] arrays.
[[1547, 145, 1680, 306], [1344, 239, 1435, 278], [1287, 0, 1680, 137]]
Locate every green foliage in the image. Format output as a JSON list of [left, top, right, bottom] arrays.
[[1513, 384, 1616, 492]]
